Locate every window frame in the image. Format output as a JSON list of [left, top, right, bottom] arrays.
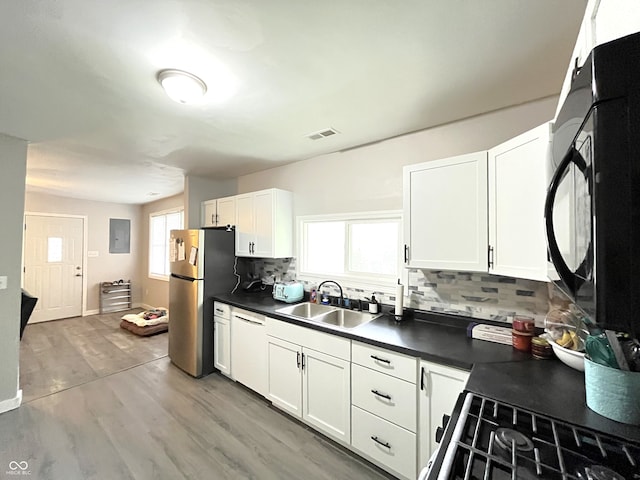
[[148, 207, 184, 281], [296, 210, 404, 294]]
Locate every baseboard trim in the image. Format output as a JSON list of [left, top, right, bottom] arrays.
[[0, 389, 22, 414], [84, 309, 99, 316]]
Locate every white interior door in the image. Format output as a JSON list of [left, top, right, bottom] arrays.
[[23, 215, 84, 323]]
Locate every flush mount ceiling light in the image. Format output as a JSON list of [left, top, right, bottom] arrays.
[[157, 69, 207, 104]]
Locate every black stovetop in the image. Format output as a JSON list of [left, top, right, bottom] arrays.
[[437, 393, 640, 480]]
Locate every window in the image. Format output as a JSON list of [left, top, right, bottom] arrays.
[[298, 211, 402, 289], [149, 208, 184, 279]]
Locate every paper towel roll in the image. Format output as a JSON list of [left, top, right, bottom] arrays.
[[395, 283, 404, 316]]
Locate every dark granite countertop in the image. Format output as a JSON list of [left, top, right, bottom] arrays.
[[212, 291, 531, 370], [212, 292, 640, 443], [467, 360, 640, 443]]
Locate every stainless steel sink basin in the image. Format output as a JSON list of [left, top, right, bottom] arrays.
[[276, 302, 336, 319], [276, 302, 379, 329], [314, 309, 379, 329]]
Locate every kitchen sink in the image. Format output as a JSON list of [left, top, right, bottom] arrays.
[[276, 302, 336, 319], [314, 309, 379, 329], [276, 302, 379, 329]]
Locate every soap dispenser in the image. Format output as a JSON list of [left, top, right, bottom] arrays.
[[368, 294, 379, 314]]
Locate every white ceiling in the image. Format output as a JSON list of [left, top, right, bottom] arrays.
[[0, 0, 586, 205]]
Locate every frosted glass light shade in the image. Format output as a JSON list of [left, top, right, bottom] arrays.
[[157, 69, 207, 104]]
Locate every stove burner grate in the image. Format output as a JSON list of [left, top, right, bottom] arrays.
[[436, 393, 640, 480]]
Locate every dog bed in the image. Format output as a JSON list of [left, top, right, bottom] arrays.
[[120, 308, 168, 337]]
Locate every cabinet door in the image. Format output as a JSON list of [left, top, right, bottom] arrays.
[[216, 196, 236, 227], [267, 336, 302, 417], [418, 361, 469, 467], [202, 200, 217, 228], [302, 347, 351, 444], [235, 193, 254, 256], [231, 311, 267, 397], [593, 0, 640, 47], [213, 317, 231, 376], [253, 190, 275, 257], [488, 123, 550, 281], [403, 152, 488, 271]]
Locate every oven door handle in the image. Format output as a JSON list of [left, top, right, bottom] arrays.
[[544, 146, 591, 297]]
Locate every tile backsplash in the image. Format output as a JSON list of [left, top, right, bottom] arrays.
[[244, 257, 564, 327]]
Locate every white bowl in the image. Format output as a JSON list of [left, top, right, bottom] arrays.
[[547, 337, 585, 371]]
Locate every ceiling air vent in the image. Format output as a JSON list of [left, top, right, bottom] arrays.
[[306, 127, 340, 140]]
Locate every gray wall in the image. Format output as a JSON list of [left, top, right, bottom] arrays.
[[0, 134, 27, 411], [184, 176, 237, 229], [238, 96, 557, 215], [24, 193, 143, 312], [139, 193, 185, 308]]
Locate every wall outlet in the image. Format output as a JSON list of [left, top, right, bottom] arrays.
[[0, 276, 7, 290]]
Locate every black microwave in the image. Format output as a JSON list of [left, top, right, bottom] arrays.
[[545, 32, 640, 339]]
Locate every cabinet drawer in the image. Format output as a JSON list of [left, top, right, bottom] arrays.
[[352, 364, 417, 432], [213, 302, 230, 320], [352, 341, 417, 383], [351, 406, 416, 480]]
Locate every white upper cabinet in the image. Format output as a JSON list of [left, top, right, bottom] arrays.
[[235, 188, 293, 258], [403, 152, 488, 272], [555, 0, 640, 118], [488, 123, 551, 281], [201, 195, 236, 228]]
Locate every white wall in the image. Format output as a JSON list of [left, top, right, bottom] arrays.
[[0, 134, 27, 413], [24, 192, 142, 313], [140, 193, 185, 309], [238, 96, 557, 215], [184, 175, 237, 229]]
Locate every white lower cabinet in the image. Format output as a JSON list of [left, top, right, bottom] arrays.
[[418, 360, 470, 468], [266, 318, 351, 444], [213, 302, 231, 376], [351, 342, 418, 480], [352, 406, 417, 480]]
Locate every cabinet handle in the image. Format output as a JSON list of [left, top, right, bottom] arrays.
[[297, 351, 301, 368], [420, 366, 426, 391], [215, 213, 219, 224], [301, 352, 306, 370], [371, 389, 392, 401], [211, 214, 215, 224], [404, 244, 409, 263], [488, 245, 494, 269], [370, 436, 391, 449], [370, 355, 391, 364], [571, 56, 582, 80]]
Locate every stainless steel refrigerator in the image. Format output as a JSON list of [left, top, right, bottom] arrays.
[[168, 228, 235, 377]]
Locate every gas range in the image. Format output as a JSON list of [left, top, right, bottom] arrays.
[[432, 392, 640, 480]]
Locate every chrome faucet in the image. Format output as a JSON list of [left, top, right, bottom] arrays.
[[317, 280, 344, 307]]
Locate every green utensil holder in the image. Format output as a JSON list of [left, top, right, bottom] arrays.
[[585, 357, 640, 425]]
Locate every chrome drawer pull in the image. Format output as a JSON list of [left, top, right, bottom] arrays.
[[371, 389, 392, 401], [371, 436, 391, 449]]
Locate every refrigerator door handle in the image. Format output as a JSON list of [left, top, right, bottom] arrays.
[[171, 273, 196, 282]]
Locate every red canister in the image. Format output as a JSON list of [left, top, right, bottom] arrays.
[[512, 316, 535, 334], [512, 330, 533, 352]]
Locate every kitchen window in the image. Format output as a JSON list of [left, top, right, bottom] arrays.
[[149, 208, 184, 280], [297, 211, 403, 290]]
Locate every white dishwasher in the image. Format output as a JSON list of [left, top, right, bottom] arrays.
[[230, 308, 267, 397]]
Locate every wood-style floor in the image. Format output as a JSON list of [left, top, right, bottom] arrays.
[[2, 311, 392, 479]]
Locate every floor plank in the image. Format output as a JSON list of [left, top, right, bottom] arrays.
[[19, 309, 168, 403], [3, 312, 394, 479]]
